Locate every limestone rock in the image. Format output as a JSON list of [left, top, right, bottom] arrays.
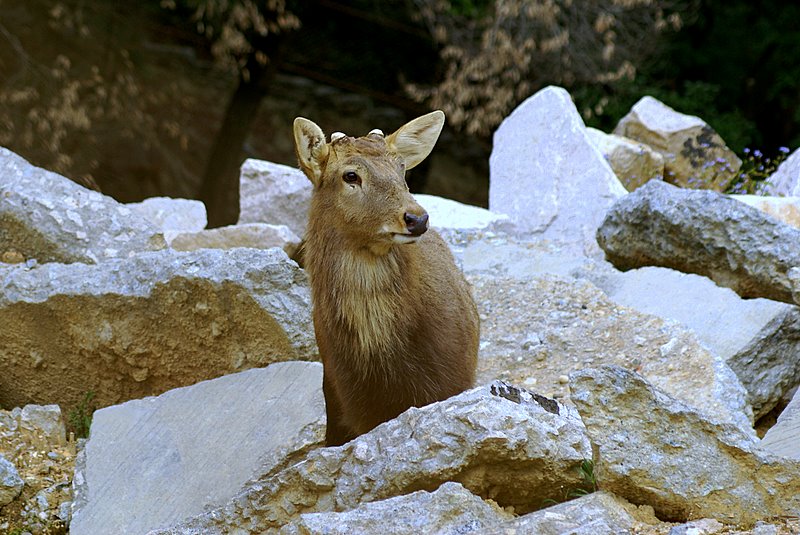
[[762, 147, 800, 197], [731, 194, 800, 228], [586, 127, 665, 191], [570, 366, 800, 525], [0, 247, 316, 411], [168, 223, 301, 258], [489, 86, 626, 253], [587, 266, 800, 419], [0, 455, 24, 506], [238, 159, 312, 238], [280, 482, 511, 535], [760, 386, 800, 460], [614, 96, 741, 191], [471, 272, 754, 434], [19, 405, 66, 445], [489, 491, 658, 535], [597, 179, 800, 304], [70, 362, 325, 535], [153, 381, 592, 534], [0, 147, 166, 265], [127, 197, 207, 234]]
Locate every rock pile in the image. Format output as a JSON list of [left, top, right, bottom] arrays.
[[2, 86, 800, 534]]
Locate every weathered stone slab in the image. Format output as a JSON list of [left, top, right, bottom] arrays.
[[0, 247, 316, 411], [154, 381, 591, 534], [488, 491, 658, 535], [238, 159, 312, 238], [586, 127, 665, 191], [489, 86, 626, 252], [472, 272, 754, 434], [570, 366, 800, 525], [0, 147, 166, 265], [167, 223, 301, 258], [280, 482, 511, 535], [588, 266, 800, 419], [760, 386, 800, 460], [613, 96, 741, 191], [71, 362, 325, 535], [18, 405, 66, 445], [597, 179, 800, 304]]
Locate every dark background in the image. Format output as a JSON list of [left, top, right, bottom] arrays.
[[2, 0, 798, 226]]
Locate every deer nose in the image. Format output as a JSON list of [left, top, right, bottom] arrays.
[[404, 212, 429, 236]]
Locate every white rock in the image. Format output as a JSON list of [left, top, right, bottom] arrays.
[[760, 386, 800, 459], [70, 362, 325, 535], [586, 127, 665, 191], [238, 159, 312, 238], [0, 455, 24, 506], [127, 197, 207, 233], [762, 147, 800, 196], [489, 86, 626, 253], [731, 194, 800, 228]]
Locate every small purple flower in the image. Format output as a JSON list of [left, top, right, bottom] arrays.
[[757, 165, 764, 171], [780, 146, 790, 154], [715, 157, 727, 163], [754, 149, 763, 158], [740, 173, 747, 179], [744, 147, 751, 154]]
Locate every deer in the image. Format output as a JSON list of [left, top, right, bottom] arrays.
[[293, 111, 480, 447]]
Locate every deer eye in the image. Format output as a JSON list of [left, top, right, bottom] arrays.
[[342, 171, 361, 185]]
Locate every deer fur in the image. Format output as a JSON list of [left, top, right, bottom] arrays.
[[293, 111, 479, 446]]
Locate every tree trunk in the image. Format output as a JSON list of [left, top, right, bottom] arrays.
[[199, 40, 283, 228]]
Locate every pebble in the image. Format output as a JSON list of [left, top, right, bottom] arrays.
[[557, 375, 569, 384]]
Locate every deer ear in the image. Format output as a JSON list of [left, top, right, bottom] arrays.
[[293, 117, 329, 186], [386, 110, 445, 170]]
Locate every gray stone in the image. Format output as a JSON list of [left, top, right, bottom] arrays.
[[70, 362, 325, 535], [19, 404, 66, 445], [280, 482, 511, 535], [586, 127, 665, 191], [0, 455, 24, 506], [597, 179, 800, 304], [488, 491, 658, 535], [570, 366, 800, 525], [0, 247, 316, 411], [153, 381, 592, 534], [489, 86, 626, 253], [588, 266, 800, 419], [238, 159, 312, 238], [668, 518, 725, 535], [760, 385, 800, 459], [472, 272, 754, 434], [126, 197, 207, 234], [614, 96, 741, 191], [0, 147, 166, 265], [167, 223, 301, 258], [763, 147, 800, 197]]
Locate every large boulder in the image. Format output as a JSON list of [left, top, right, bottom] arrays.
[[570, 366, 800, 525], [70, 362, 325, 535], [489, 86, 627, 252], [238, 159, 312, 238], [597, 179, 800, 304], [153, 382, 592, 533], [586, 127, 665, 191], [731, 194, 800, 228], [613, 96, 741, 191], [760, 386, 800, 460], [280, 482, 511, 535], [762, 147, 800, 197], [588, 266, 800, 419], [471, 272, 754, 434], [167, 223, 301, 258], [0, 247, 316, 411], [0, 147, 166, 265]]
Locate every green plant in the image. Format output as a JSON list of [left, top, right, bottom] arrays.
[[542, 459, 598, 506], [727, 146, 790, 194], [68, 390, 96, 438]]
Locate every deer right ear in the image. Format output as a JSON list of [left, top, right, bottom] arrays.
[[293, 117, 329, 186]]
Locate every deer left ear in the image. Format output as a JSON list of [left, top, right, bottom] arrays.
[[293, 117, 330, 186], [386, 110, 445, 170]]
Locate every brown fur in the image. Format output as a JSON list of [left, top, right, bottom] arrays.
[[293, 114, 479, 446]]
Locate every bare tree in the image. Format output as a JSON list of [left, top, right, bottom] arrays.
[[163, 0, 300, 227], [407, 0, 692, 136]]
